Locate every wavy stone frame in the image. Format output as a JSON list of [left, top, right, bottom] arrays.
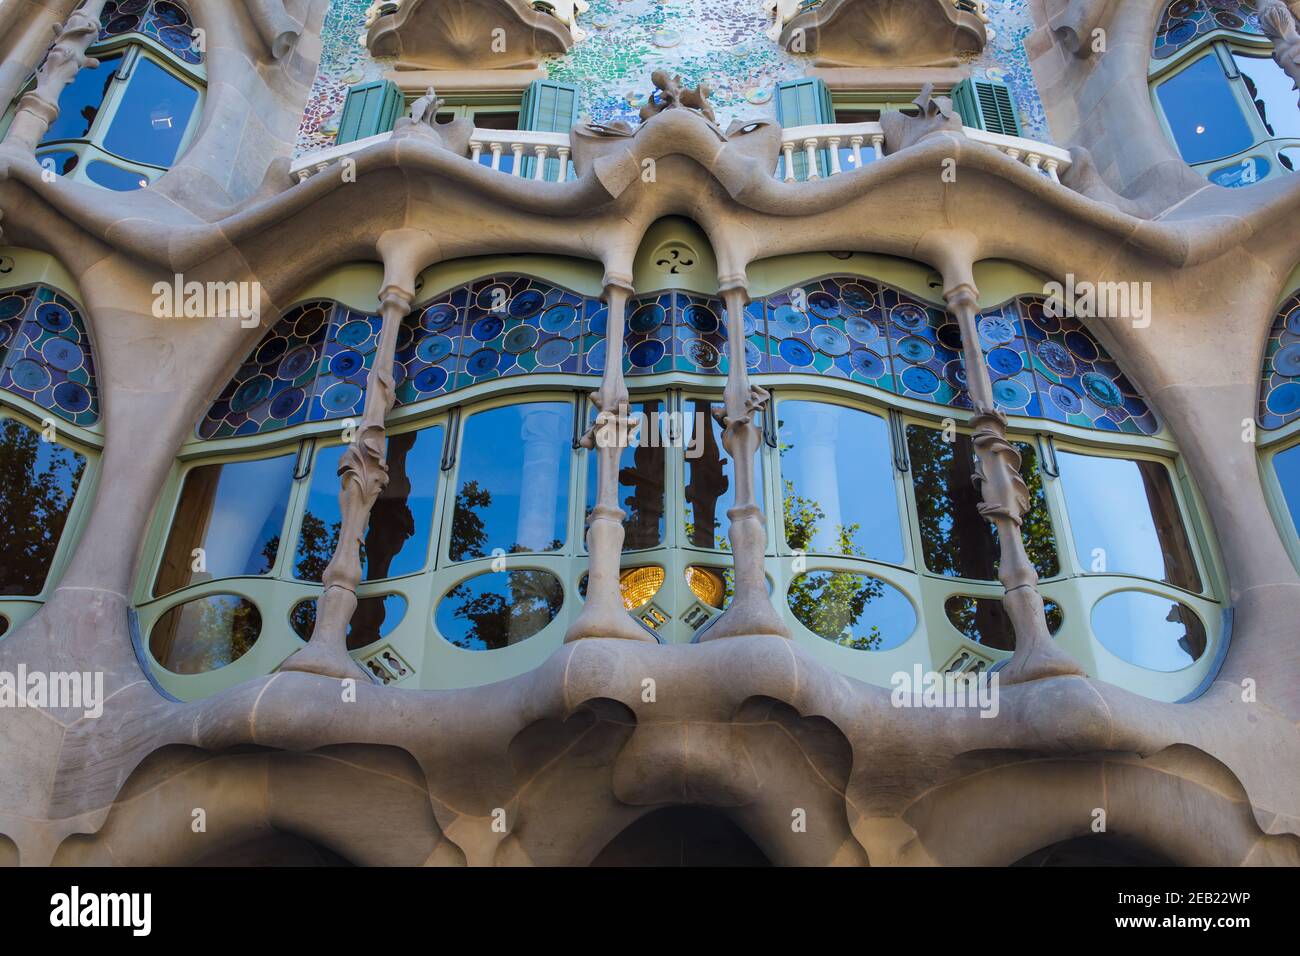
[[0, 0, 1298, 865]]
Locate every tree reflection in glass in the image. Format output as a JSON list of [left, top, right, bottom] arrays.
[[787, 570, 915, 651], [450, 403, 571, 561], [683, 398, 762, 550], [154, 453, 294, 596], [778, 401, 904, 562], [0, 417, 87, 596], [435, 569, 564, 650], [1056, 451, 1200, 591], [295, 426, 442, 582], [906, 425, 1058, 581], [585, 399, 665, 550], [149, 593, 261, 674]]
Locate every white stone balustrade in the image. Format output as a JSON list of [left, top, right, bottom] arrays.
[[288, 122, 1068, 188]]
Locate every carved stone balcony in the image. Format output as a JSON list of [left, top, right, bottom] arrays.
[[766, 0, 990, 67], [365, 0, 585, 71]]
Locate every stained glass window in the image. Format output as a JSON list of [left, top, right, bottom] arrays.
[[1153, 0, 1266, 59], [0, 285, 99, 427], [1260, 289, 1300, 429], [758, 279, 1156, 435], [99, 0, 204, 66], [583, 292, 764, 376]]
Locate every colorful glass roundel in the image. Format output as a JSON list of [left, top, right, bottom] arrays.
[[0, 285, 99, 427], [1260, 290, 1300, 430], [758, 278, 1157, 435], [99, 0, 204, 66], [1153, 0, 1265, 59]]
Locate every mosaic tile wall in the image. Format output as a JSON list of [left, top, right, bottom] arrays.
[[295, 0, 1051, 153]]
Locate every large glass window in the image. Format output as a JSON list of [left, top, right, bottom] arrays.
[[1057, 451, 1201, 592], [1235, 52, 1300, 141], [907, 425, 1058, 580], [153, 454, 295, 596], [0, 417, 87, 596], [25, 2, 205, 190], [450, 402, 572, 560], [1156, 54, 1256, 164], [778, 401, 904, 563], [1274, 443, 1300, 538], [584, 399, 665, 551], [295, 426, 443, 582], [682, 398, 763, 550]]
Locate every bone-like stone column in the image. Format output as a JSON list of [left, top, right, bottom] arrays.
[[3, 0, 110, 152], [700, 281, 790, 641], [1261, 1, 1300, 102], [566, 278, 655, 643], [281, 250, 419, 681], [945, 280, 1084, 684]]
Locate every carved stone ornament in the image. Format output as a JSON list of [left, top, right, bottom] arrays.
[[1261, 0, 1300, 106], [639, 71, 717, 124], [772, 0, 988, 68], [365, 0, 582, 70], [880, 82, 966, 155]]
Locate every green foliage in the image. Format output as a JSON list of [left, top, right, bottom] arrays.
[[0, 418, 85, 596]]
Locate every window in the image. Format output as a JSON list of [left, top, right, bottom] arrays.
[[19, 0, 205, 190], [683, 397, 764, 550], [431, 94, 522, 130], [153, 454, 295, 596], [1152, 34, 1300, 184], [584, 399, 666, 551], [1056, 451, 1202, 592], [450, 402, 572, 560], [0, 416, 88, 597]]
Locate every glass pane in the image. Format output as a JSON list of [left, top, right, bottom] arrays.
[[43, 53, 123, 142], [149, 593, 261, 674], [1156, 54, 1255, 164], [1091, 591, 1206, 672], [472, 111, 519, 130], [779, 401, 904, 563], [0, 418, 87, 596], [435, 569, 564, 649], [450, 402, 571, 561], [1275, 443, 1300, 537], [943, 595, 1063, 651], [787, 570, 916, 651], [907, 425, 1058, 580], [683, 398, 763, 550], [1234, 52, 1300, 141], [1057, 451, 1201, 591], [85, 160, 150, 191], [289, 593, 406, 651], [685, 565, 731, 609], [153, 453, 294, 596], [584, 399, 665, 550], [295, 426, 442, 582], [102, 56, 198, 166]]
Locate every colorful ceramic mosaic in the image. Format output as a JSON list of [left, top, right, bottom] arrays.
[[1153, 0, 1267, 59], [98, 0, 204, 65], [0, 285, 99, 428], [295, 0, 1052, 153], [1259, 289, 1300, 429], [758, 279, 1158, 434]]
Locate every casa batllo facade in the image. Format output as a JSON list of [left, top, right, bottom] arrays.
[[0, 0, 1297, 870]]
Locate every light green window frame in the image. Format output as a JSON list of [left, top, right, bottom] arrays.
[[132, 260, 1226, 704], [417, 91, 524, 129], [1150, 33, 1300, 185], [0, 400, 101, 638], [829, 91, 933, 123], [1261, 430, 1300, 572]]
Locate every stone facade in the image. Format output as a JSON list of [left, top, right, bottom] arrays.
[[0, 0, 1298, 867]]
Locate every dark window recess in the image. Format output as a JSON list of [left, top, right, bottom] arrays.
[[473, 111, 520, 130]]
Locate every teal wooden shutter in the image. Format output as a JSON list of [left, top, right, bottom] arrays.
[[775, 78, 834, 179], [520, 79, 579, 179], [950, 79, 1021, 137], [335, 80, 404, 145]]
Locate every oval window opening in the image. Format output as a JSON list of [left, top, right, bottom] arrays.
[[149, 594, 262, 674], [787, 571, 915, 651], [1091, 591, 1206, 672], [290, 594, 407, 651], [685, 566, 730, 608], [578, 566, 665, 609], [436, 569, 564, 650], [944, 596, 1063, 651]]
